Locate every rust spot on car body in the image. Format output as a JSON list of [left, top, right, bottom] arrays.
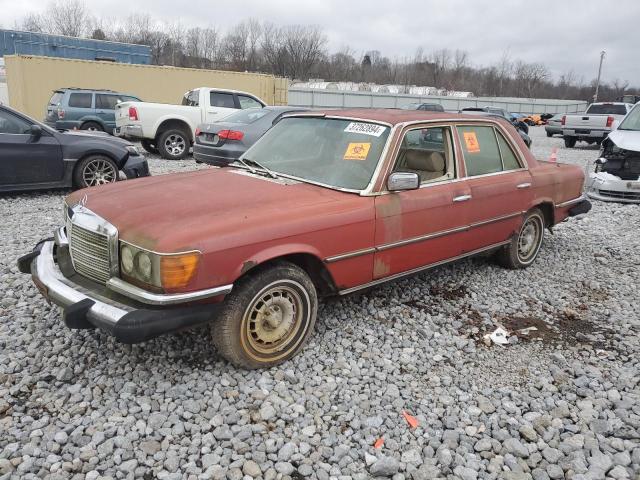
[[373, 258, 390, 277], [241, 260, 257, 275]]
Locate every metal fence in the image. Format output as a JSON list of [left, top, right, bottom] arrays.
[[288, 88, 587, 114]]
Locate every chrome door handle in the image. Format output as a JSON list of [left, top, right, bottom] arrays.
[[516, 182, 532, 189], [453, 194, 472, 202]]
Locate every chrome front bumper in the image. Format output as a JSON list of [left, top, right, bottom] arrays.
[[19, 233, 231, 343]]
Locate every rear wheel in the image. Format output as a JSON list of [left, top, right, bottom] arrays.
[[80, 121, 103, 132], [73, 155, 118, 188], [564, 136, 577, 148], [211, 262, 318, 369], [158, 129, 189, 160], [496, 209, 545, 269], [141, 139, 158, 154]]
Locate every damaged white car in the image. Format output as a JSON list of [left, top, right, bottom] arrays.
[[587, 103, 640, 203]]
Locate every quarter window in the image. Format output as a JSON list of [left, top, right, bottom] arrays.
[[392, 126, 455, 184], [95, 94, 118, 110], [496, 130, 522, 170], [68, 93, 93, 108]]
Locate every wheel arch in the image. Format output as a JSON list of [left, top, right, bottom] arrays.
[[231, 247, 338, 297], [154, 118, 193, 142], [532, 200, 555, 228], [71, 151, 121, 187]]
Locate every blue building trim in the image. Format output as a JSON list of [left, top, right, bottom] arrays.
[[0, 29, 151, 64]]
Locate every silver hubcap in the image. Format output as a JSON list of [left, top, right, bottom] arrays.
[[517, 215, 543, 263], [83, 159, 116, 186], [245, 285, 303, 354], [164, 134, 186, 156]]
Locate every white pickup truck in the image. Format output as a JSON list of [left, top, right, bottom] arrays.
[[115, 87, 266, 159], [561, 102, 633, 148]]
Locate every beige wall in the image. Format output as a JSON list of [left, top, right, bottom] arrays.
[[5, 55, 289, 119]]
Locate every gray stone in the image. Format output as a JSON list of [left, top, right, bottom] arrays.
[[242, 460, 261, 477], [370, 456, 400, 477]]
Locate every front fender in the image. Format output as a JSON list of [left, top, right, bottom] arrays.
[[229, 243, 324, 281]]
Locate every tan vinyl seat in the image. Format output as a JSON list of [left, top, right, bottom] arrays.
[[403, 150, 446, 182]]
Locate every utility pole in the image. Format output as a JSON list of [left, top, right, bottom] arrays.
[[593, 50, 606, 102]]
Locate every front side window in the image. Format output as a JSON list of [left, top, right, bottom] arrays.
[[241, 117, 390, 190], [458, 125, 523, 176], [238, 95, 263, 109], [392, 126, 455, 184], [68, 93, 93, 109], [210, 92, 235, 108], [0, 110, 31, 134]]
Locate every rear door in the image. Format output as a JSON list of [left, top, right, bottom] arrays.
[[0, 109, 63, 185], [456, 124, 533, 252], [205, 91, 237, 122], [66, 92, 94, 127]]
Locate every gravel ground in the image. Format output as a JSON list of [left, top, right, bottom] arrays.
[[1, 127, 639, 480]]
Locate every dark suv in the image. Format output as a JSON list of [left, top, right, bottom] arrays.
[[45, 88, 141, 134]]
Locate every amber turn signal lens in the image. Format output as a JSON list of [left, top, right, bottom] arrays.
[[160, 253, 200, 289]]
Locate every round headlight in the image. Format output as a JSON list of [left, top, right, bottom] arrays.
[[121, 246, 134, 274], [136, 251, 152, 280]]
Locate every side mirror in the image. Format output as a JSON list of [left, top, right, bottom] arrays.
[[595, 157, 607, 165], [29, 124, 43, 140], [387, 172, 420, 191]]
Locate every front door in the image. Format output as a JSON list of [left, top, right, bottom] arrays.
[[0, 110, 63, 185], [455, 124, 533, 252], [373, 125, 470, 279]]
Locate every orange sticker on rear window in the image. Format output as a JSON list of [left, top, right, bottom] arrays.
[[343, 142, 371, 160], [463, 131, 480, 153]]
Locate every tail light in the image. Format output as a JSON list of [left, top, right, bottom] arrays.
[[195, 127, 201, 136], [561, 115, 566, 126], [128, 106, 139, 121], [57, 108, 65, 119], [218, 130, 244, 141], [606, 116, 614, 128]]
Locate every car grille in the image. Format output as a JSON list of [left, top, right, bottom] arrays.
[[69, 223, 112, 283], [598, 189, 640, 201]]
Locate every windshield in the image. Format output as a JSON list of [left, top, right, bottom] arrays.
[[49, 91, 64, 106], [618, 105, 640, 131], [223, 108, 270, 124], [401, 103, 420, 110], [586, 104, 627, 115], [240, 117, 390, 191]]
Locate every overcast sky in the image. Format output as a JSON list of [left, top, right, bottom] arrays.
[[2, 0, 639, 86]]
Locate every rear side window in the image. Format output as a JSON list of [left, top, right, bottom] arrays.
[[49, 92, 64, 106], [68, 93, 93, 108], [586, 104, 627, 115], [457, 125, 502, 176], [238, 95, 263, 109], [182, 90, 199, 106], [95, 94, 118, 110], [496, 130, 522, 170], [210, 92, 235, 108]]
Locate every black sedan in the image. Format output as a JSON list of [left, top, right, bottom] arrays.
[[0, 105, 149, 193], [193, 106, 308, 166]]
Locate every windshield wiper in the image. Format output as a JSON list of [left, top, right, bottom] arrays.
[[236, 158, 279, 179]]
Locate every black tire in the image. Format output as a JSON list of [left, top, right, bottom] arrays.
[[157, 129, 190, 160], [564, 136, 577, 148], [141, 139, 159, 154], [80, 121, 103, 132], [496, 209, 545, 269], [546, 131, 553, 137], [212, 262, 318, 369], [73, 155, 118, 188]]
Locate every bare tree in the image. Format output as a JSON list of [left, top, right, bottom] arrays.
[[284, 25, 326, 80], [20, 13, 45, 33], [44, 0, 89, 37]]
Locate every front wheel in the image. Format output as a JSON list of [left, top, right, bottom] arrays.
[[564, 136, 577, 148], [211, 262, 318, 369], [73, 155, 118, 188], [496, 209, 545, 269]]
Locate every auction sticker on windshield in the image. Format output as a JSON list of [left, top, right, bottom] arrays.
[[344, 142, 371, 160], [344, 122, 386, 137]]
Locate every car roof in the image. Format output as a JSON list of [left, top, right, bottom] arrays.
[[56, 88, 118, 93], [292, 108, 487, 126]]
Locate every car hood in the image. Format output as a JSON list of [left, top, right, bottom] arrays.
[[65, 168, 351, 252], [608, 129, 640, 151], [58, 129, 133, 147]]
